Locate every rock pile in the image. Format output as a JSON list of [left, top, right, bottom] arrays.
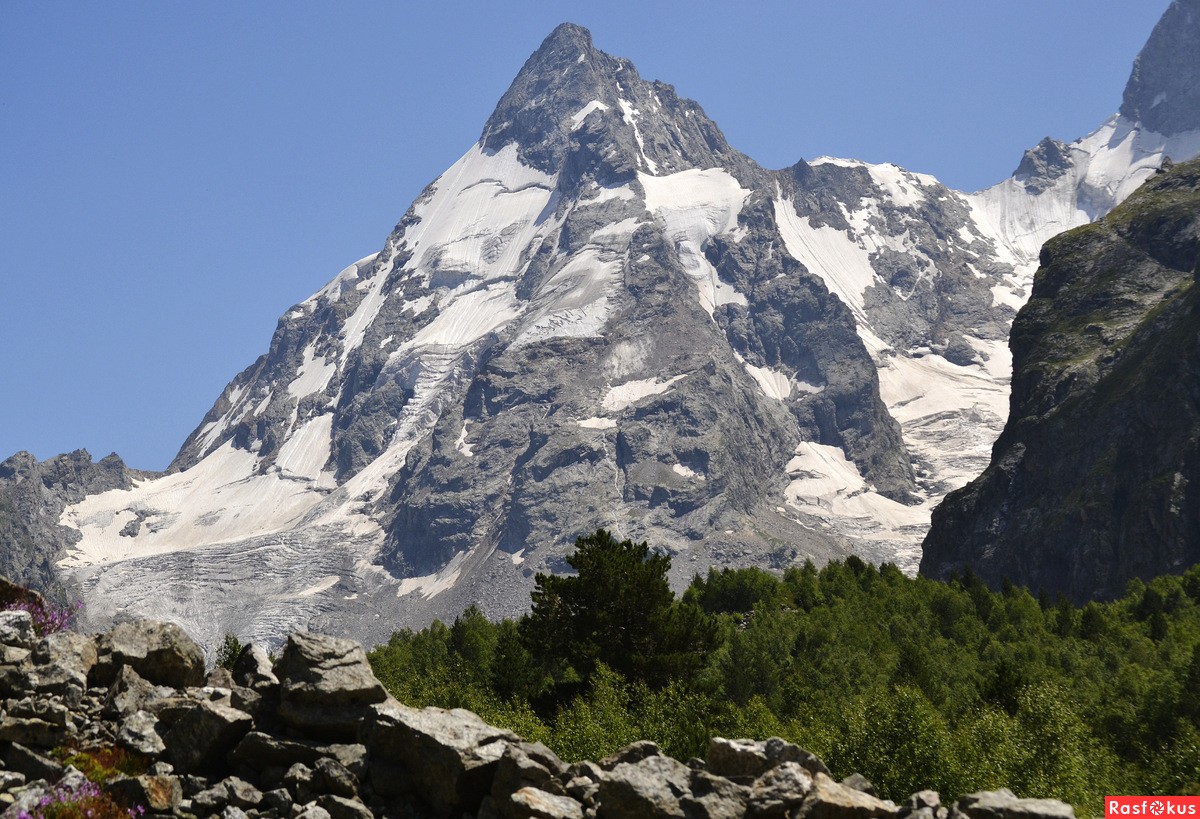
[[0, 611, 1077, 819]]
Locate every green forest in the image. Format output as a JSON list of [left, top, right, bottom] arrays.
[[367, 530, 1200, 816]]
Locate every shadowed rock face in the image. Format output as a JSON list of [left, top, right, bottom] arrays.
[[1121, 0, 1200, 135], [0, 450, 139, 600], [921, 159, 1200, 601]]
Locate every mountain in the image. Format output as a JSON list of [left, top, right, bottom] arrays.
[[921, 158, 1200, 600], [17, 4, 1198, 649]]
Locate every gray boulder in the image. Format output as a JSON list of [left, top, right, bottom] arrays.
[[275, 632, 386, 740], [105, 774, 182, 813], [595, 753, 693, 818], [103, 665, 172, 717], [950, 790, 1075, 819], [0, 611, 35, 650], [362, 698, 517, 818], [32, 630, 97, 689], [707, 736, 831, 781], [507, 787, 585, 819], [233, 643, 279, 693], [747, 762, 814, 818], [162, 699, 253, 774], [93, 620, 205, 688], [316, 794, 374, 819], [117, 709, 166, 756], [799, 773, 899, 819]]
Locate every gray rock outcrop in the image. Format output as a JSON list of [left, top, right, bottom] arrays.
[[922, 159, 1200, 599]]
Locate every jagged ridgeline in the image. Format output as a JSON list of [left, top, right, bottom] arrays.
[[922, 157, 1200, 600], [1, 0, 1198, 647]]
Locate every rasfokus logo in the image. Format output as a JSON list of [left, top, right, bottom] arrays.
[[1107, 797, 1200, 817]]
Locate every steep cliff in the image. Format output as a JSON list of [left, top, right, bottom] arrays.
[[922, 159, 1200, 600]]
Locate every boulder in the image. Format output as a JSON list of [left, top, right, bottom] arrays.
[[106, 775, 183, 813], [232, 644, 279, 692], [599, 740, 662, 771], [682, 770, 751, 819], [275, 633, 386, 740], [490, 741, 567, 803], [508, 787, 586, 819], [314, 757, 359, 799], [799, 773, 899, 819], [31, 631, 97, 687], [707, 737, 831, 781], [93, 621, 205, 688], [950, 790, 1075, 819], [747, 762, 814, 818], [162, 699, 253, 775], [0, 611, 35, 650], [103, 665, 174, 718], [117, 709, 166, 756], [595, 753, 693, 818], [316, 794, 374, 819], [362, 699, 517, 818]]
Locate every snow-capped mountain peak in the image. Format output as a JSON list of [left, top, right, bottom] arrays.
[[51, 6, 1200, 651]]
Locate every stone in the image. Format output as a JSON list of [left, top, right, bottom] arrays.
[[222, 807, 250, 819], [104, 665, 173, 718], [706, 737, 831, 781], [598, 740, 662, 771], [285, 763, 318, 805], [314, 757, 358, 799], [800, 773, 899, 819], [0, 715, 68, 748], [842, 774, 876, 796], [908, 792, 941, 812], [951, 790, 1076, 819], [106, 775, 183, 813], [0, 645, 29, 666], [595, 754, 693, 819], [508, 787, 585, 819], [0, 612, 35, 650], [93, 621, 206, 689], [117, 709, 166, 756], [161, 699, 253, 775], [315, 794, 373, 819], [233, 644, 280, 692], [275, 633, 386, 740], [294, 803, 333, 819], [0, 772, 25, 792], [682, 770, 750, 819], [491, 741, 566, 803], [222, 776, 265, 809], [747, 762, 813, 818], [263, 788, 294, 813], [362, 699, 517, 818], [208, 666, 236, 688], [31, 631, 97, 688]]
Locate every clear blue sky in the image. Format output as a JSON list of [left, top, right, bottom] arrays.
[[0, 1, 1167, 471]]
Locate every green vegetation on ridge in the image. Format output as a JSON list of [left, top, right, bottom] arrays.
[[368, 530, 1200, 816]]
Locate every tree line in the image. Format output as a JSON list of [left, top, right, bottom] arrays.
[[367, 530, 1200, 816]]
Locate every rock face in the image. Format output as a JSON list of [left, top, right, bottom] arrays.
[[922, 159, 1200, 600], [0, 451, 139, 599], [0, 602, 1076, 819], [1120, 0, 1200, 136], [12, 3, 1200, 648]]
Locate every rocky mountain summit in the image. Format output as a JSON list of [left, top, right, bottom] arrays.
[[1, 1, 1196, 647], [922, 158, 1200, 600], [0, 579, 1076, 819]]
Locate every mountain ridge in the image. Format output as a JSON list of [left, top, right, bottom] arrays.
[[2, 5, 1197, 648]]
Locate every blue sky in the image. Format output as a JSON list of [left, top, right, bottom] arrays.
[[0, 1, 1167, 471]]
